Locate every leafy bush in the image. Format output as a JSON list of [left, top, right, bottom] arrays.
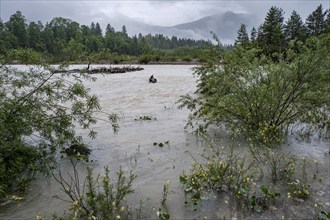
[[287, 179, 310, 200], [179, 148, 281, 213], [139, 55, 152, 64], [52, 162, 136, 220], [182, 56, 192, 62], [0, 143, 38, 198], [179, 36, 330, 145], [0, 49, 118, 201], [249, 146, 297, 183]]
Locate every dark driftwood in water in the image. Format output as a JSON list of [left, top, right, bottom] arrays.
[[55, 65, 144, 74], [89, 66, 144, 74]]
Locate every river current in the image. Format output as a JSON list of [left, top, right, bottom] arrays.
[[0, 65, 329, 219]]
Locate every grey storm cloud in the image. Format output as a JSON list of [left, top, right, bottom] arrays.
[[2, 0, 328, 25], [0, 0, 328, 43]]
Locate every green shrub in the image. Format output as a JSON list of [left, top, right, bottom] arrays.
[[138, 55, 152, 64], [182, 56, 192, 62], [179, 36, 330, 145], [0, 48, 118, 201], [179, 151, 281, 213], [52, 162, 136, 220]]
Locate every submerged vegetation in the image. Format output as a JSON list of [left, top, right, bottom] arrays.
[[52, 161, 136, 220], [0, 3, 330, 220], [177, 4, 330, 219], [135, 115, 157, 121], [180, 138, 322, 217]]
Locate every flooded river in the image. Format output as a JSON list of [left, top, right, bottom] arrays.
[[0, 65, 329, 219]]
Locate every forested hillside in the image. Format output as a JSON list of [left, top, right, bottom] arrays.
[[0, 11, 211, 63]]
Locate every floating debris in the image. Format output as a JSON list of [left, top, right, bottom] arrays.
[[89, 66, 144, 74], [135, 115, 157, 121], [55, 65, 144, 74]]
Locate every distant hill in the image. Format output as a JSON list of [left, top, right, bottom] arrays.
[[121, 11, 257, 45]]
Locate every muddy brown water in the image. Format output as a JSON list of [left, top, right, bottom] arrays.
[[0, 65, 329, 219]]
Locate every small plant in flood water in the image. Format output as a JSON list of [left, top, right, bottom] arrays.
[[157, 181, 171, 220], [52, 160, 136, 220], [242, 185, 280, 213], [249, 146, 297, 183], [135, 115, 157, 121], [179, 137, 330, 219], [157, 209, 170, 220], [319, 210, 330, 220], [153, 141, 169, 148], [287, 179, 310, 200], [179, 154, 282, 213], [180, 148, 255, 210]]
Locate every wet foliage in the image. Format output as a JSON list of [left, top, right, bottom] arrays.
[[0, 49, 118, 202], [52, 161, 136, 220], [180, 139, 328, 218], [179, 35, 330, 145]]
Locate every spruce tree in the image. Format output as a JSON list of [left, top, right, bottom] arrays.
[[256, 24, 263, 44], [250, 27, 257, 43], [105, 23, 115, 34], [95, 22, 102, 36], [259, 6, 285, 57], [325, 9, 330, 33], [122, 25, 127, 35], [284, 10, 306, 42], [305, 4, 327, 36], [90, 22, 96, 33], [235, 24, 249, 46]]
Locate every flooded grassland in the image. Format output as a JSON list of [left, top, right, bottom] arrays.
[[0, 65, 329, 219]]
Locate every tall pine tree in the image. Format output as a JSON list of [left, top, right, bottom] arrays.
[[105, 23, 115, 34], [326, 10, 330, 33], [305, 4, 327, 36], [122, 25, 128, 35], [235, 24, 249, 47], [90, 22, 96, 34], [250, 27, 257, 44], [284, 10, 306, 42], [258, 6, 285, 58], [94, 22, 102, 36]]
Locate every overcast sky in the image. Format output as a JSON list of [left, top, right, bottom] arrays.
[[1, 1, 329, 29]]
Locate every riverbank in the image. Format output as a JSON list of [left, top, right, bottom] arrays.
[[0, 65, 329, 220], [8, 60, 204, 66], [64, 59, 204, 66]]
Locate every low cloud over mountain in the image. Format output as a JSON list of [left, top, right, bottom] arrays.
[[121, 11, 257, 45]]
